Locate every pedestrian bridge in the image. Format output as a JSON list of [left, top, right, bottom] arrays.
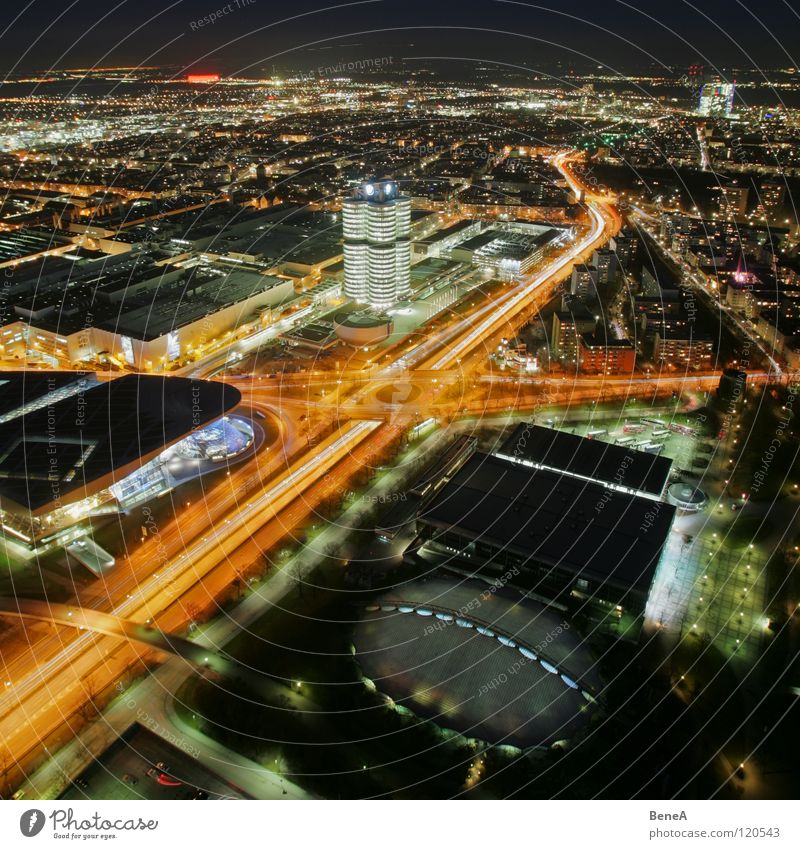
[[0, 597, 263, 689]]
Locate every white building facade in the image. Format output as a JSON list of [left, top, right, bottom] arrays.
[[343, 181, 411, 310]]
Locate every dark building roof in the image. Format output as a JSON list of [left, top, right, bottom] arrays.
[[355, 577, 599, 749], [419, 452, 675, 594], [0, 371, 95, 420], [97, 271, 290, 341], [580, 333, 635, 350], [653, 328, 714, 342], [0, 373, 240, 512], [497, 424, 672, 498], [421, 218, 478, 244], [454, 230, 500, 252]]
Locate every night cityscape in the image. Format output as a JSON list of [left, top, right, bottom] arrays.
[[0, 0, 799, 836]]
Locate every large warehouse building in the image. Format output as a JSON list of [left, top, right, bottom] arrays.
[[0, 251, 295, 371], [495, 423, 673, 500], [0, 371, 247, 549], [416, 427, 676, 627]]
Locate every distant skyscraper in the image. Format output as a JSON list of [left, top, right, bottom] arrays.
[[698, 81, 735, 117], [343, 180, 411, 310]]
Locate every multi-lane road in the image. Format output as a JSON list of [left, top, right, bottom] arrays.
[[0, 418, 380, 783], [0, 150, 653, 793]]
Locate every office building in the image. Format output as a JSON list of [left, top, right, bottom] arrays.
[[698, 81, 735, 116], [579, 332, 636, 374], [416, 447, 675, 622], [343, 180, 411, 309]]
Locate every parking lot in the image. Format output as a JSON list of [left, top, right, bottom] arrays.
[[59, 724, 249, 801]]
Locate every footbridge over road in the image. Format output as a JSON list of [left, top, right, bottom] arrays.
[[0, 597, 284, 698]]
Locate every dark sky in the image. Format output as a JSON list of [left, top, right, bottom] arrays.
[[1, 0, 799, 78]]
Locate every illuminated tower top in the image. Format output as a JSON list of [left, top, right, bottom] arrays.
[[352, 180, 401, 204]]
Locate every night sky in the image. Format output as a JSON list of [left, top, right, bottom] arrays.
[[1, 0, 799, 77]]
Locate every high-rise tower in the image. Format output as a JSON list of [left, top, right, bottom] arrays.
[[698, 81, 735, 117], [342, 180, 411, 310]]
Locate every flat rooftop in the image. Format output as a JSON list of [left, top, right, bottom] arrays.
[[225, 224, 341, 267], [459, 228, 559, 262], [98, 270, 290, 341], [0, 371, 95, 421], [580, 333, 635, 350], [0, 229, 73, 264], [454, 230, 498, 252], [420, 452, 675, 594], [283, 322, 336, 344], [0, 374, 240, 512], [420, 219, 479, 245], [654, 328, 715, 342], [497, 424, 672, 498]]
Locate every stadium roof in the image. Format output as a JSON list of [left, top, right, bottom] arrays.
[[0, 373, 240, 513], [355, 577, 599, 749], [497, 423, 672, 498]]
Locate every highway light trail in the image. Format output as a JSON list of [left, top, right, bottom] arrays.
[[0, 419, 380, 717], [430, 202, 608, 370]]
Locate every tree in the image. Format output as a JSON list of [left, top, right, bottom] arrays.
[[0, 746, 12, 799], [291, 564, 308, 599], [185, 601, 201, 629], [79, 676, 101, 722]]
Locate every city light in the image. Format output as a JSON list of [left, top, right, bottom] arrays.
[[0, 22, 796, 821]]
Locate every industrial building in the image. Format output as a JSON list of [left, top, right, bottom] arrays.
[[450, 226, 561, 278], [413, 219, 483, 259], [2, 257, 294, 370], [415, 432, 676, 625]]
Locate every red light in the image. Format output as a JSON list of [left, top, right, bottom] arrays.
[[186, 73, 220, 83]]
